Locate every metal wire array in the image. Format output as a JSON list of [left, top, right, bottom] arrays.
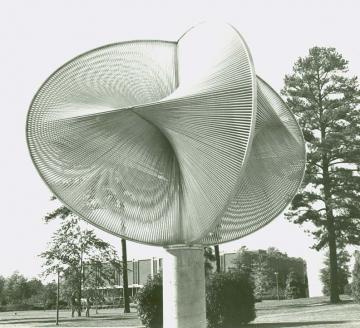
[[27, 23, 305, 246]]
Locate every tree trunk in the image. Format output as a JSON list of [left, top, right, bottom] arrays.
[[327, 213, 340, 303], [78, 253, 83, 316], [121, 238, 130, 313], [323, 158, 340, 304], [214, 245, 220, 273], [56, 270, 59, 325], [77, 286, 82, 316], [95, 266, 98, 314]]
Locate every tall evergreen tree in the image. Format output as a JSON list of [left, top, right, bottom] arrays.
[[282, 47, 360, 303]]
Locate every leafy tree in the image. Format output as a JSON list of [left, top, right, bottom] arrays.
[[83, 260, 121, 314], [284, 270, 302, 299], [40, 205, 121, 316], [320, 248, 350, 296], [26, 278, 43, 298], [24, 278, 45, 307], [231, 247, 308, 300], [352, 251, 360, 302], [41, 282, 57, 309], [4, 272, 30, 304], [24, 280, 58, 310], [0, 275, 57, 309], [282, 47, 360, 303], [0, 276, 5, 305], [252, 259, 271, 301], [231, 246, 253, 277]]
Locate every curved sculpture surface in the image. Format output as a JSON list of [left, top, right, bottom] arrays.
[[27, 23, 305, 246]]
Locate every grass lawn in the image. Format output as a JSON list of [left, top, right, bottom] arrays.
[[246, 296, 360, 328], [0, 308, 143, 327], [0, 296, 359, 327]]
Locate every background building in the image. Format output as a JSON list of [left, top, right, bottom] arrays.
[[96, 249, 308, 303]]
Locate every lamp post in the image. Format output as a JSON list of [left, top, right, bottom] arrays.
[[274, 272, 280, 301]]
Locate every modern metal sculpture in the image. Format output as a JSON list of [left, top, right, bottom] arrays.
[[27, 22, 305, 328]]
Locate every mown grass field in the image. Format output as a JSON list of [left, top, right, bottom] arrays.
[[0, 308, 142, 327], [245, 296, 360, 327], [0, 296, 359, 327]]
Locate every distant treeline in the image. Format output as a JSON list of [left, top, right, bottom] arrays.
[[226, 247, 309, 300], [0, 272, 58, 311]]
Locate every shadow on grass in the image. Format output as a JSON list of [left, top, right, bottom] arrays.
[[0, 315, 137, 325], [258, 299, 354, 312], [104, 316, 140, 321], [243, 321, 348, 327], [0, 315, 113, 322]]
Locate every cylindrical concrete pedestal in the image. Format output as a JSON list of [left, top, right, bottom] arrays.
[[163, 245, 206, 328]]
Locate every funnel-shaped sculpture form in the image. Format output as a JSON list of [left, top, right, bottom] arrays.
[[27, 23, 305, 246]]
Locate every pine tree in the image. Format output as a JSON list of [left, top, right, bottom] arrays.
[[282, 47, 360, 303]]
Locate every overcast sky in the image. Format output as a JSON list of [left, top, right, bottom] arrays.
[[1, 0, 359, 297]]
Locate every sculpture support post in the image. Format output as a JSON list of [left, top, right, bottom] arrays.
[[163, 245, 206, 328]]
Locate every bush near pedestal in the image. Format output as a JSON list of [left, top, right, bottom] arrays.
[[206, 272, 256, 328], [136, 274, 162, 328], [136, 271, 255, 328]]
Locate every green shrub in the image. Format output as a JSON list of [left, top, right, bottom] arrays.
[[136, 274, 162, 328], [206, 272, 256, 328], [0, 303, 34, 312], [136, 271, 255, 328]]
